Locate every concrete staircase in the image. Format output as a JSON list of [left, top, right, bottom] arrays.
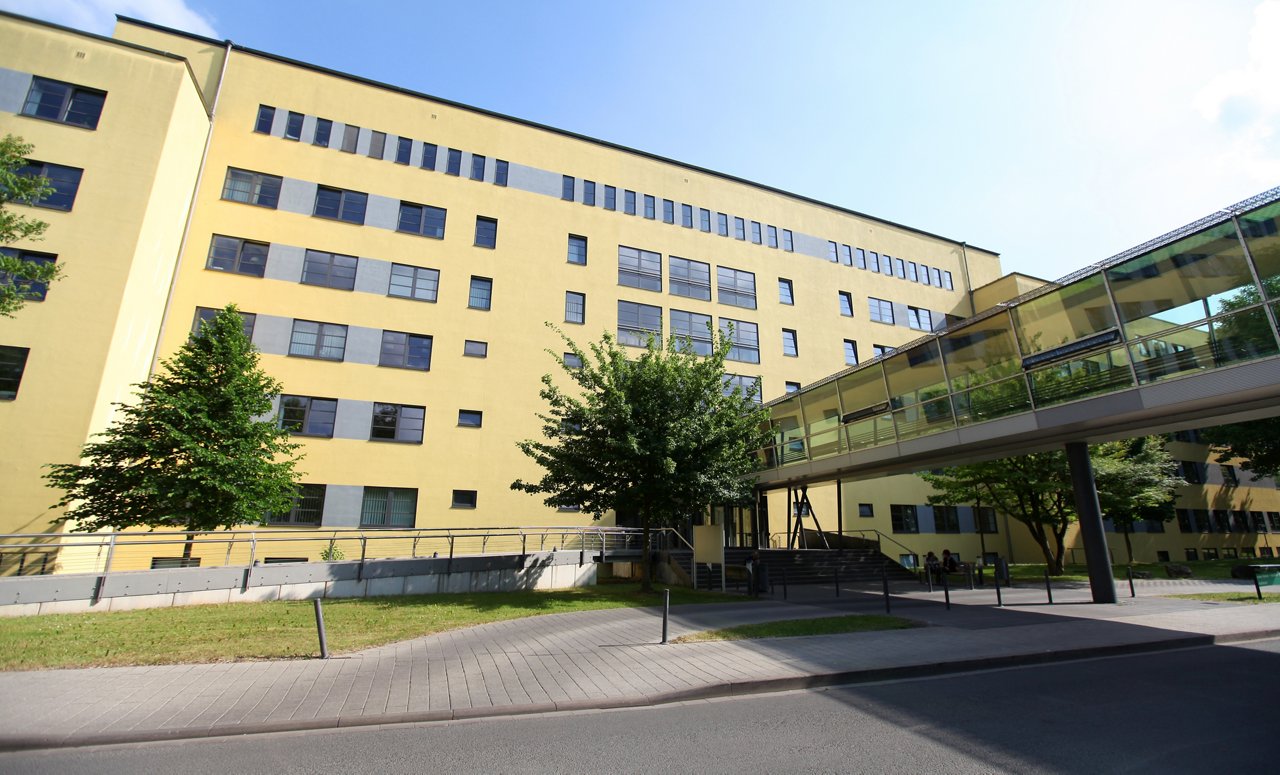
[[671, 541, 917, 592]]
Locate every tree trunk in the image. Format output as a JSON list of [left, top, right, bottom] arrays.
[[181, 527, 196, 566], [1020, 520, 1063, 575], [1123, 524, 1134, 565]]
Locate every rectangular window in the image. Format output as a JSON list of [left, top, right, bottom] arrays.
[[360, 487, 417, 528], [785, 381, 801, 393], [617, 300, 662, 346], [313, 186, 367, 224], [313, 118, 332, 147], [767, 225, 779, 248], [397, 201, 447, 238], [618, 245, 662, 292], [944, 271, 954, 291], [371, 403, 425, 443], [446, 149, 462, 176], [717, 266, 757, 309], [458, 409, 483, 427], [907, 262, 918, 282], [468, 276, 492, 310], [282, 111, 303, 141], [0, 248, 56, 301], [734, 217, 746, 240], [1203, 548, 1220, 560], [604, 185, 616, 210], [1180, 461, 1206, 484], [302, 249, 358, 291], [565, 291, 586, 324], [624, 189, 636, 215], [883, 255, 895, 277], [891, 504, 919, 534], [681, 203, 693, 228], [470, 154, 486, 181], [859, 503, 874, 518], [838, 244, 852, 266], [717, 212, 729, 236], [562, 175, 575, 201], [254, 104, 275, 134], [474, 216, 498, 248], [193, 307, 255, 340], [0, 346, 31, 400], [918, 263, 930, 284], [828, 241, 839, 262], [341, 124, 359, 153], [781, 328, 798, 357], [869, 297, 894, 324], [421, 142, 438, 170], [379, 330, 433, 370], [855, 248, 866, 269], [872, 344, 893, 358], [563, 352, 583, 369], [452, 490, 478, 509], [750, 221, 762, 245], [1194, 509, 1211, 532], [367, 131, 386, 159], [395, 136, 412, 164], [720, 319, 761, 363], [494, 159, 509, 186], [271, 484, 325, 526], [1270, 512, 1280, 531], [895, 258, 906, 279], [843, 339, 858, 366], [288, 320, 347, 360], [839, 291, 854, 317], [669, 256, 711, 301], [907, 306, 932, 331], [464, 340, 488, 358], [934, 506, 960, 533], [931, 267, 943, 287], [868, 251, 880, 273], [700, 208, 712, 232], [723, 374, 762, 403], [670, 309, 713, 355], [663, 199, 675, 224], [643, 195, 656, 219], [977, 507, 998, 533], [23, 76, 107, 129], [567, 235, 588, 265], [1185, 548, 1199, 561], [782, 229, 794, 252], [221, 167, 280, 209], [778, 278, 794, 305], [279, 395, 338, 437], [583, 180, 596, 205], [388, 263, 439, 302], [1177, 508, 1194, 533]]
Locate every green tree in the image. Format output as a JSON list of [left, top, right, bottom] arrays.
[[512, 326, 772, 591], [1091, 437, 1181, 564], [0, 134, 62, 317], [46, 306, 302, 558]]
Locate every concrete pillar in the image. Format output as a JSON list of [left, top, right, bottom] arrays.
[[1065, 441, 1117, 603]]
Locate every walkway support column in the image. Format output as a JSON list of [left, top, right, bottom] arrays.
[[1065, 441, 1117, 604]]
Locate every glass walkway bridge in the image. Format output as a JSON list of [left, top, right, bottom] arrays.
[[758, 186, 1280, 491]]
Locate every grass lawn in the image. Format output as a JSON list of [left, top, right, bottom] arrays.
[[1167, 592, 1280, 604], [673, 614, 916, 643], [1004, 558, 1261, 583], [0, 584, 747, 671]]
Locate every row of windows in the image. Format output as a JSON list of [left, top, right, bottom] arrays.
[[886, 504, 1000, 534], [273, 484, 485, 526], [1178, 461, 1241, 486], [280, 398, 482, 440], [617, 246, 759, 309], [1181, 547, 1274, 562], [825, 240, 955, 292], [1175, 508, 1279, 534], [254, 105, 510, 185]]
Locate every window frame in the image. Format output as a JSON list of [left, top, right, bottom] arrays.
[[278, 394, 338, 438], [288, 320, 348, 361], [565, 291, 586, 324], [22, 76, 107, 129], [370, 402, 426, 444], [397, 201, 447, 239], [360, 487, 417, 528], [387, 263, 440, 303], [301, 249, 358, 291], [468, 276, 493, 310], [313, 185, 368, 224], [618, 245, 663, 292], [567, 234, 588, 265], [474, 216, 498, 249], [778, 278, 794, 305], [0, 346, 31, 400], [378, 330, 433, 371], [221, 167, 281, 209], [716, 266, 757, 309]]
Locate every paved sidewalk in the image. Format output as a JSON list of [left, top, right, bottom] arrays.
[[0, 579, 1276, 751]]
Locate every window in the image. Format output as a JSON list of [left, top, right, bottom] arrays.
[[395, 137, 412, 164], [221, 168, 280, 209], [1176, 508, 1194, 533], [869, 297, 894, 324], [856, 503, 874, 518], [565, 291, 585, 324], [1180, 461, 1206, 484], [562, 175, 575, 201], [567, 235, 588, 265], [0, 249, 56, 301], [468, 276, 492, 310], [828, 241, 839, 262], [785, 381, 801, 393], [360, 487, 417, 528], [371, 403, 425, 443], [1185, 548, 1199, 562], [463, 340, 488, 358], [618, 245, 662, 291], [288, 320, 347, 360], [643, 195, 656, 219], [458, 409, 483, 427], [302, 249, 358, 290], [918, 263, 930, 284], [778, 279, 794, 305], [720, 319, 760, 363], [882, 255, 895, 276], [604, 185, 616, 210], [718, 213, 729, 236], [734, 217, 746, 240], [313, 118, 332, 147], [314, 186, 367, 224], [1214, 510, 1232, 532], [782, 229, 794, 252], [717, 266, 756, 309], [891, 504, 919, 533], [421, 142, 438, 170], [931, 267, 943, 287], [470, 155, 486, 181], [682, 204, 693, 228], [700, 208, 712, 232], [452, 490, 478, 509], [388, 263, 439, 302], [339, 124, 359, 153], [0, 346, 31, 400], [976, 507, 998, 533], [192, 307, 256, 339], [944, 271, 954, 291], [624, 189, 636, 215], [868, 252, 880, 273], [934, 506, 960, 533], [662, 199, 675, 223], [474, 216, 498, 248], [782, 329, 798, 357], [397, 201, 447, 238], [1271, 512, 1280, 531], [23, 76, 106, 129], [583, 180, 596, 205], [895, 258, 906, 279], [254, 104, 275, 134], [855, 248, 867, 269], [368, 131, 386, 159], [671, 310, 713, 355], [446, 149, 462, 176], [284, 111, 303, 140], [768, 225, 779, 248], [872, 344, 893, 358], [379, 331, 433, 370], [907, 262, 918, 282], [838, 291, 854, 317], [843, 339, 858, 366], [723, 374, 762, 403], [494, 160, 509, 186], [907, 306, 932, 331], [271, 484, 325, 525], [669, 256, 711, 300], [1203, 548, 1220, 561], [750, 221, 762, 244], [1222, 465, 1239, 486], [617, 300, 662, 346], [279, 395, 338, 437], [563, 352, 583, 369]]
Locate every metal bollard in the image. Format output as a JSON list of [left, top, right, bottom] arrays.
[[994, 567, 1003, 607], [661, 588, 670, 644], [313, 598, 329, 659], [834, 568, 840, 598], [942, 569, 951, 611], [967, 565, 975, 591], [1044, 569, 1054, 605], [1127, 566, 1136, 598], [881, 562, 891, 614], [781, 568, 788, 601]]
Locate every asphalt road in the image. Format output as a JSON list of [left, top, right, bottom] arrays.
[[5, 639, 1278, 774]]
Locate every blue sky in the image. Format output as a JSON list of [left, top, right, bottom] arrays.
[[5, 0, 1278, 283]]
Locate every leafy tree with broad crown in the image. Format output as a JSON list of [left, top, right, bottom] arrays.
[[0, 134, 62, 317], [1090, 437, 1181, 564], [512, 325, 772, 591], [46, 305, 302, 557]]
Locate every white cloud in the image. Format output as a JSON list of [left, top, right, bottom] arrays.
[[0, 0, 217, 38], [1194, 0, 1280, 129]]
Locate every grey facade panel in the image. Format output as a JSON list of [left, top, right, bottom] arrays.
[[264, 243, 305, 283], [791, 232, 830, 261], [300, 114, 317, 143], [344, 325, 384, 366], [269, 106, 286, 137], [334, 399, 374, 441], [354, 127, 371, 156], [322, 485, 364, 527], [892, 302, 911, 330], [252, 313, 294, 357], [329, 121, 347, 149], [354, 257, 391, 295], [277, 177, 317, 216], [0, 67, 33, 114], [508, 163, 561, 197], [365, 194, 400, 231]]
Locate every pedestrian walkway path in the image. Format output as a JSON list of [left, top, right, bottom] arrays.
[[0, 579, 1275, 751]]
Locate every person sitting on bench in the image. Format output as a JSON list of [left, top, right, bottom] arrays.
[[941, 549, 961, 575]]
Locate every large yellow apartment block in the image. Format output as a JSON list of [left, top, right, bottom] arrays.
[[1, 12, 1275, 573]]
